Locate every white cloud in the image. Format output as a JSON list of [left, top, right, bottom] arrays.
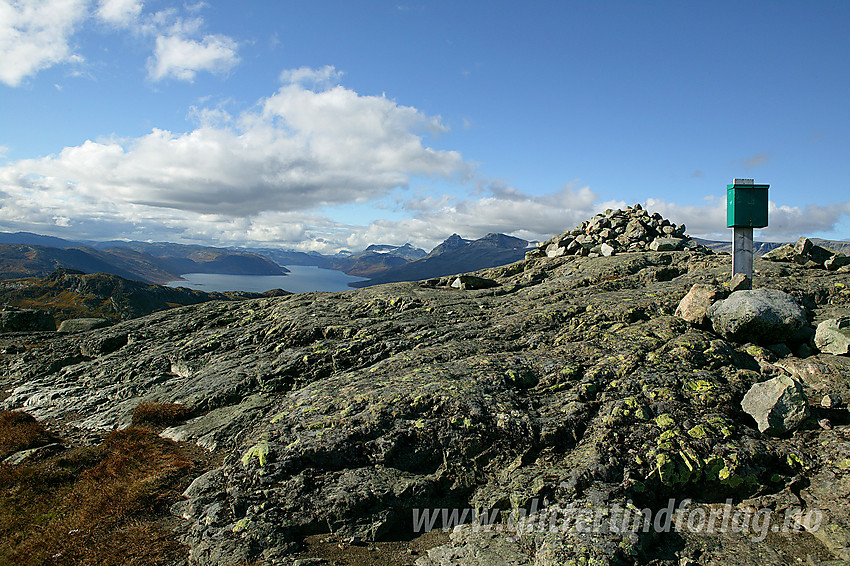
[[95, 0, 142, 27], [147, 32, 238, 81], [339, 183, 608, 251], [0, 0, 239, 85], [0, 0, 89, 86], [0, 75, 470, 247], [279, 65, 343, 87], [644, 197, 850, 242]]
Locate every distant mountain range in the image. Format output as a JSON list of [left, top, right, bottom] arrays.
[[0, 233, 287, 284], [1, 230, 848, 291], [349, 233, 531, 287]]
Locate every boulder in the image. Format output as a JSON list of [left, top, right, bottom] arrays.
[[825, 255, 850, 271], [57, 318, 111, 333], [545, 243, 566, 258], [450, 275, 499, 290], [763, 236, 846, 270], [794, 236, 813, 256], [675, 284, 723, 327], [707, 289, 806, 344], [649, 237, 684, 251], [815, 317, 850, 355], [741, 375, 809, 434], [762, 244, 801, 263], [728, 272, 752, 292]]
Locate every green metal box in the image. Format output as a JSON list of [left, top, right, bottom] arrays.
[[727, 180, 769, 228]]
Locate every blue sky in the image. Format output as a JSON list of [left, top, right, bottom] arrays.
[[1, 1, 848, 252]]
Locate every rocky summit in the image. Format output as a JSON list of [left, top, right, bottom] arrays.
[[2, 209, 850, 566]]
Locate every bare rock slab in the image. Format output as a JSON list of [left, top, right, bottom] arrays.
[[57, 318, 111, 333], [707, 288, 806, 344], [741, 375, 809, 434]]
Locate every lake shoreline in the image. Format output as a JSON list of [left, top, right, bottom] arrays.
[[164, 265, 368, 294]]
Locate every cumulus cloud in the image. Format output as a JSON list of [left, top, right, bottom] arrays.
[[95, 0, 142, 27], [3, 79, 467, 216], [0, 74, 471, 248], [0, 0, 239, 85], [0, 0, 89, 86], [279, 65, 343, 87], [147, 31, 238, 81]]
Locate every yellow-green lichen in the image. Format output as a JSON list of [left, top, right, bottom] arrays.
[[242, 440, 270, 467], [654, 414, 676, 428], [233, 518, 252, 532], [687, 424, 711, 439]]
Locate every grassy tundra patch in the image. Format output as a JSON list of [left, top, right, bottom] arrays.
[[0, 409, 208, 566]]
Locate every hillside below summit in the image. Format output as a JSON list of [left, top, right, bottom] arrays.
[[1, 205, 850, 565]]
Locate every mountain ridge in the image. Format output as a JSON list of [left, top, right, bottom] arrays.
[[350, 232, 531, 287]]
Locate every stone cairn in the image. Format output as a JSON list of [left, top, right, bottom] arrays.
[[527, 204, 709, 260]]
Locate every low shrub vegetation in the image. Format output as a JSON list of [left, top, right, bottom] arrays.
[[131, 402, 192, 429], [0, 410, 207, 565], [0, 410, 56, 459]]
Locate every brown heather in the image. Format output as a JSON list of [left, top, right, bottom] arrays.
[[0, 410, 206, 565]]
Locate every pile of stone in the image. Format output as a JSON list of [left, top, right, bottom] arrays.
[[527, 204, 708, 259], [763, 236, 850, 271]]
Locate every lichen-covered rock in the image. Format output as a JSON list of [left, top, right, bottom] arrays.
[[650, 237, 684, 251], [741, 375, 809, 434], [1, 240, 849, 565], [728, 272, 752, 292], [707, 289, 807, 344], [815, 317, 850, 355], [825, 255, 850, 271]]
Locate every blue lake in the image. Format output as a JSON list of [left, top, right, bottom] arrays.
[[165, 265, 368, 294]]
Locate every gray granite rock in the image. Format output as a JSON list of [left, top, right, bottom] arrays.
[[707, 289, 806, 344], [815, 317, 850, 355], [741, 375, 809, 434]]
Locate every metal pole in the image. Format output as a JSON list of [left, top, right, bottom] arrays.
[[732, 226, 753, 281]]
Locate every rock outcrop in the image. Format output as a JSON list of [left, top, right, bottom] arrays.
[[0, 307, 55, 333], [763, 236, 850, 271], [2, 213, 850, 565]]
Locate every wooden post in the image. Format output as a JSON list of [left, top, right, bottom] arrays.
[[732, 226, 753, 281]]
